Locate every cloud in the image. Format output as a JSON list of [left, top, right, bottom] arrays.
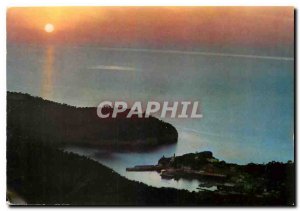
[[97, 47, 294, 61], [88, 65, 137, 72]]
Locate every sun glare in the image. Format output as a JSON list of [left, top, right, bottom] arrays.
[[44, 23, 55, 33]]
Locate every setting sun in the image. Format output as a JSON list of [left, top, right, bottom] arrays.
[[44, 23, 54, 33]]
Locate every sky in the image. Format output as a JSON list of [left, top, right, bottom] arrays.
[[7, 7, 294, 50]]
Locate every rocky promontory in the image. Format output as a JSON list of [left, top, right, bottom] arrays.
[[7, 92, 178, 151]]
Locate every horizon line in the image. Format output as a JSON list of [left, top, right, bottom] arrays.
[[96, 47, 294, 61]]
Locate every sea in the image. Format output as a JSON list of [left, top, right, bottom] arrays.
[[7, 43, 294, 192]]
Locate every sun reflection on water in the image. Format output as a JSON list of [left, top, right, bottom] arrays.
[[41, 46, 54, 99]]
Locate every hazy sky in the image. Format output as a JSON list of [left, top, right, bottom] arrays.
[[7, 7, 294, 50]]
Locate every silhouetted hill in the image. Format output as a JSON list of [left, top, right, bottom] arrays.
[[157, 152, 294, 203], [7, 134, 293, 205], [7, 92, 178, 150]]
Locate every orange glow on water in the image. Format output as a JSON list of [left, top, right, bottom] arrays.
[[42, 46, 54, 99]]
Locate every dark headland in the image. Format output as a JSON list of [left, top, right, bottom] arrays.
[[7, 92, 178, 151], [127, 151, 295, 200]]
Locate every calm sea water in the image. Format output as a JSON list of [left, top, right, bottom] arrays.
[[7, 43, 294, 191], [64, 128, 220, 192]]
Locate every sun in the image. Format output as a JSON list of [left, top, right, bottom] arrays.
[[44, 23, 55, 33]]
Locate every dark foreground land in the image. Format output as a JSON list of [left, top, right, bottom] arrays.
[[7, 92, 295, 205], [7, 135, 295, 206]]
